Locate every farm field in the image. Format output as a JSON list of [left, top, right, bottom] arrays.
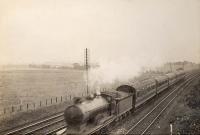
[[0, 63, 197, 110], [0, 69, 86, 109]]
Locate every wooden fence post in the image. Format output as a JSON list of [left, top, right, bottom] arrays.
[[19, 105, 22, 111], [12, 106, 14, 112], [4, 108, 6, 114], [20, 105, 22, 111]]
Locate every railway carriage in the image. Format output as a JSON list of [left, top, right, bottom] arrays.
[[155, 75, 169, 93], [175, 70, 185, 81], [133, 77, 157, 106], [134, 78, 157, 98], [166, 72, 177, 86]]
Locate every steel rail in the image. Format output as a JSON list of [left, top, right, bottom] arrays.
[[45, 125, 67, 135], [87, 72, 195, 135], [140, 75, 199, 135], [3, 71, 196, 135], [4, 112, 64, 135], [24, 119, 65, 135]]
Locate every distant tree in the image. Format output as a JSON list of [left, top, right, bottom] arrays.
[[73, 63, 84, 70], [41, 64, 50, 68], [29, 64, 37, 68], [176, 68, 184, 71]]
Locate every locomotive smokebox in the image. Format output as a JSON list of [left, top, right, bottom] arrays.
[[64, 96, 109, 127], [64, 105, 83, 125]]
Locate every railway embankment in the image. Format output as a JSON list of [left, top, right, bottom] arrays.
[[0, 101, 71, 132], [150, 78, 200, 134], [172, 79, 200, 134]]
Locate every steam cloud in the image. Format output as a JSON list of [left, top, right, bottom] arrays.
[[87, 59, 154, 90]]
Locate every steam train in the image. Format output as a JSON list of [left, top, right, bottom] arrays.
[[64, 70, 185, 134]]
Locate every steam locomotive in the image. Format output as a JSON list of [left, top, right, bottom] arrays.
[[64, 70, 185, 134]]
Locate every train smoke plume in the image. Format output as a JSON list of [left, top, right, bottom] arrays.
[[88, 59, 141, 90], [87, 55, 165, 90]]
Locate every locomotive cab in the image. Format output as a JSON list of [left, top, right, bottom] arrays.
[[116, 85, 136, 112]]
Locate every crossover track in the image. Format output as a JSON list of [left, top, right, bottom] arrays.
[[124, 73, 199, 135]]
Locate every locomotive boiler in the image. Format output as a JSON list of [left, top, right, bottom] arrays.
[[64, 95, 109, 127]]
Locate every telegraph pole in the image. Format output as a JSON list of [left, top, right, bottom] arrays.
[[170, 63, 172, 72], [84, 48, 89, 95]]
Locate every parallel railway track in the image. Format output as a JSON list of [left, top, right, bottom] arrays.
[[86, 72, 197, 135], [45, 125, 67, 135], [42, 71, 199, 135], [1, 112, 65, 135], [110, 72, 200, 135], [1, 71, 199, 135]]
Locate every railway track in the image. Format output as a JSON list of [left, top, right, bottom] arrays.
[[86, 71, 197, 135], [44, 71, 199, 135], [1, 112, 65, 135], [45, 125, 67, 135], [111, 72, 199, 135], [1, 71, 198, 135]]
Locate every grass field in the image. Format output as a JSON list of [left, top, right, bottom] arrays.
[[0, 69, 86, 108]]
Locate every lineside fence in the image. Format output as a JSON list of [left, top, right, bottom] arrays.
[[0, 89, 107, 119]]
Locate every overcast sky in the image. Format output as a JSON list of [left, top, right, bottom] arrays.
[[0, 0, 200, 66]]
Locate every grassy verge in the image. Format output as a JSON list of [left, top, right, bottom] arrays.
[[151, 78, 200, 134], [0, 101, 71, 132], [171, 79, 200, 134]]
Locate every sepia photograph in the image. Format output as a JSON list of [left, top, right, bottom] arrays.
[[0, 0, 200, 134]]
